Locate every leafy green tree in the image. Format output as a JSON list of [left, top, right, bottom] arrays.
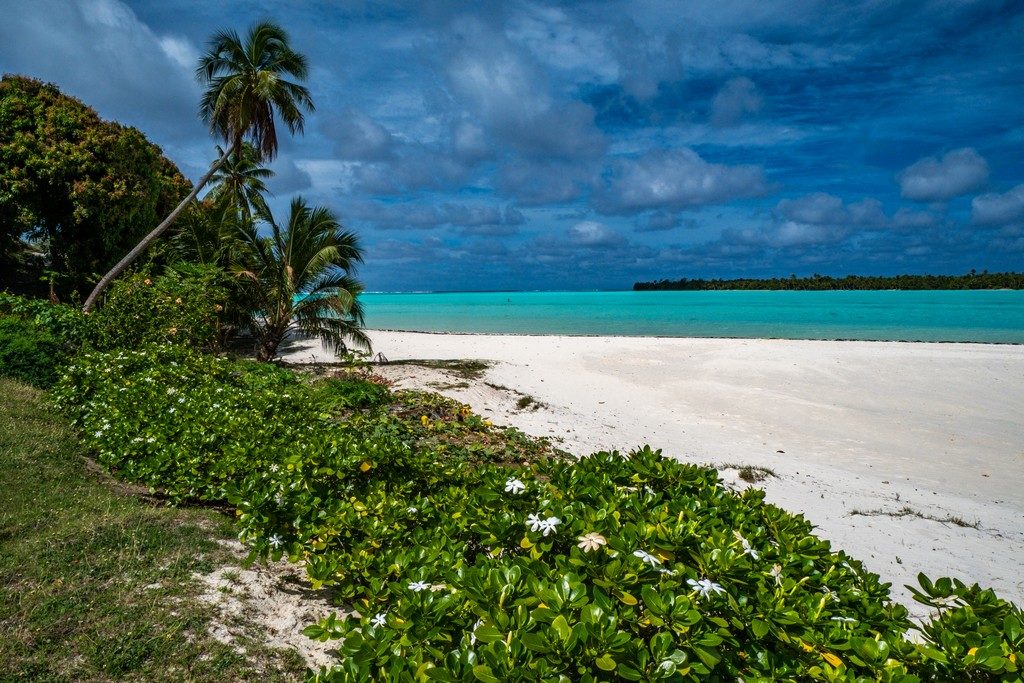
[[208, 142, 273, 221], [0, 75, 190, 298], [84, 21, 314, 312], [237, 197, 368, 361]]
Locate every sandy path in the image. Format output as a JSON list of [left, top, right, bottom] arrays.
[[281, 332, 1024, 616]]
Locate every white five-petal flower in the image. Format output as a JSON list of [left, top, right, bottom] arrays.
[[408, 581, 431, 592], [268, 534, 284, 549], [633, 549, 662, 567], [577, 532, 607, 553], [526, 513, 544, 532], [370, 612, 387, 627], [733, 531, 760, 560], [504, 478, 526, 494], [687, 578, 725, 598]]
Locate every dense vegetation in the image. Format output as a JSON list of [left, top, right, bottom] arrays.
[[0, 75, 190, 299], [45, 339, 1022, 681], [633, 271, 1024, 291]]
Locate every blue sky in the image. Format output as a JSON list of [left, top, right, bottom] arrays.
[[2, 1, 1022, 291]]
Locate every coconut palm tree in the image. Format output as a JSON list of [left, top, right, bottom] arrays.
[[83, 21, 313, 312], [238, 197, 369, 362], [208, 142, 273, 221]]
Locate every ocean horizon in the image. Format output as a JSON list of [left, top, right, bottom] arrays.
[[360, 290, 1024, 343]]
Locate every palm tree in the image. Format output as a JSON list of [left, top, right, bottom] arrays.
[[83, 21, 313, 312], [208, 142, 273, 221], [237, 197, 369, 362]]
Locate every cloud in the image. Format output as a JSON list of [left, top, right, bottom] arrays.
[[710, 76, 762, 126], [345, 201, 524, 232], [774, 193, 885, 227], [897, 147, 989, 202], [597, 149, 768, 213], [444, 17, 606, 161], [972, 184, 1024, 226], [0, 0, 203, 152], [322, 108, 396, 161], [569, 221, 626, 248], [497, 159, 595, 205], [636, 210, 682, 232]]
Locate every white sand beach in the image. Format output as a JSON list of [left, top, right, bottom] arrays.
[[282, 332, 1024, 616]]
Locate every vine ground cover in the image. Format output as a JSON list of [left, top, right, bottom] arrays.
[[52, 345, 1023, 681]]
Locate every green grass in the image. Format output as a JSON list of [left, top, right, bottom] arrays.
[[0, 379, 306, 682]]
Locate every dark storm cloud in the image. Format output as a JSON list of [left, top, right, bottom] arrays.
[[2, 0, 1022, 290]]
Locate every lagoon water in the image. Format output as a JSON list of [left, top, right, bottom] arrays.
[[362, 290, 1024, 343]]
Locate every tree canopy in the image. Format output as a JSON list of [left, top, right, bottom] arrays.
[[0, 75, 190, 298]]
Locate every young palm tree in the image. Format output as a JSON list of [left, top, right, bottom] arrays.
[[208, 142, 273, 221], [238, 197, 369, 362], [83, 21, 313, 312]]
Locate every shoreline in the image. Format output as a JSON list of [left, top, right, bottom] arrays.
[[281, 331, 1024, 616], [363, 327, 1024, 345]]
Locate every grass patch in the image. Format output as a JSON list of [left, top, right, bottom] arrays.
[[0, 379, 306, 682], [849, 506, 981, 529], [720, 463, 776, 484], [382, 358, 490, 380]]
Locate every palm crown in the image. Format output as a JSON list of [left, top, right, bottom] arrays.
[[208, 142, 273, 220], [239, 198, 369, 361], [196, 21, 314, 161]]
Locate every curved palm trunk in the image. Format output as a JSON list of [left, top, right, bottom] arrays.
[[82, 143, 237, 312]]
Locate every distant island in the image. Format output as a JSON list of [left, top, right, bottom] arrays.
[[633, 271, 1024, 291]]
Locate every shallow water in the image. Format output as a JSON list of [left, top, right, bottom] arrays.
[[360, 290, 1024, 343]]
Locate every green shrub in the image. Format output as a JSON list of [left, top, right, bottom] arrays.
[[86, 266, 227, 352], [0, 316, 66, 388], [0, 291, 88, 347], [53, 347, 1023, 681]]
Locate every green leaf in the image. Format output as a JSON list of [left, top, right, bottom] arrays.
[[595, 654, 616, 671], [552, 614, 571, 642], [751, 619, 770, 639], [472, 665, 501, 683]]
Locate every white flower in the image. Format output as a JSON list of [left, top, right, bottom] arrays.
[[769, 564, 783, 585], [167, 387, 177, 395], [407, 506, 418, 514], [526, 513, 544, 532], [687, 578, 725, 598], [539, 516, 561, 536], [658, 568, 678, 576], [370, 613, 387, 627], [733, 531, 760, 560], [269, 464, 280, 473], [577, 532, 607, 553], [633, 549, 662, 567], [504, 478, 526, 494], [408, 581, 431, 592], [178, 397, 185, 404], [830, 616, 858, 623], [268, 534, 284, 549]]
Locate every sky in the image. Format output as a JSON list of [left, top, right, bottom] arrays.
[[2, 1, 1023, 291]]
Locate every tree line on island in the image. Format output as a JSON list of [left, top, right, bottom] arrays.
[[634, 271, 1024, 291]]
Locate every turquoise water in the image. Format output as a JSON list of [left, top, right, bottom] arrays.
[[361, 290, 1024, 343]]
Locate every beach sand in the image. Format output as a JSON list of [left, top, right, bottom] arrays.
[[281, 331, 1024, 616]]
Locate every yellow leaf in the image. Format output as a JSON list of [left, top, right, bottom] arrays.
[[821, 652, 842, 667], [800, 641, 814, 653], [360, 461, 372, 472], [968, 647, 978, 656], [616, 591, 639, 606], [520, 535, 533, 549]]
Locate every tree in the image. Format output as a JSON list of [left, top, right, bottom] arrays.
[[208, 142, 273, 221], [83, 20, 314, 312], [236, 197, 369, 362], [0, 75, 190, 299]]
